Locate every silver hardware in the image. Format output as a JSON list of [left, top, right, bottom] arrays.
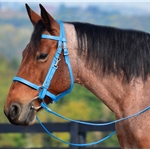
[[54, 57, 61, 68], [30, 96, 41, 110]]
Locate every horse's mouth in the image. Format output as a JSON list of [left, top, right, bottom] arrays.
[[22, 109, 37, 126], [7, 110, 36, 126]]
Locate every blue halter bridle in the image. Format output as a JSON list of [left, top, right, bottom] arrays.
[[13, 20, 74, 103]]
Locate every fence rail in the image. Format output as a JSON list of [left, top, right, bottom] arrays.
[[0, 121, 119, 149]]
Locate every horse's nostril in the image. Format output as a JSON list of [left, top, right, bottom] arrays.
[[9, 103, 21, 120]]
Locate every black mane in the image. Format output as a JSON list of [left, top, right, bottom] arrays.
[[71, 22, 150, 82]]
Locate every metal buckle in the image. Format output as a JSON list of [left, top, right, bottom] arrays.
[[54, 57, 61, 68]]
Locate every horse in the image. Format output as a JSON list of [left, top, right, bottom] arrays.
[[4, 4, 150, 148]]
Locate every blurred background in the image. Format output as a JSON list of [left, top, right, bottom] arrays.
[[1, 0, 150, 148]]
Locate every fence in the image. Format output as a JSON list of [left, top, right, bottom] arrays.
[[0, 121, 119, 149]]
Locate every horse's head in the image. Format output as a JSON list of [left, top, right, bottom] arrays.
[[4, 4, 72, 126]]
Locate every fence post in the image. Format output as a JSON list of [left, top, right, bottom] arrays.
[[78, 132, 86, 149], [70, 122, 79, 149]]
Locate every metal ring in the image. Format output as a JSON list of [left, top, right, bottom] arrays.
[[30, 96, 41, 110]]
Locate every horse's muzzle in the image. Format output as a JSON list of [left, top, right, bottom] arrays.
[[4, 102, 36, 126]]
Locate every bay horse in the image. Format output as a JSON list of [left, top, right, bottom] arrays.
[[4, 4, 150, 148]]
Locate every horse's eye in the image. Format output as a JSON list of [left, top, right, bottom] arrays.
[[37, 53, 48, 61]]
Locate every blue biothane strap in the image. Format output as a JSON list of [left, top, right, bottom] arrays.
[[40, 102, 150, 126], [41, 34, 66, 42], [35, 102, 150, 147], [13, 76, 40, 91], [36, 115, 116, 147], [13, 20, 74, 103]]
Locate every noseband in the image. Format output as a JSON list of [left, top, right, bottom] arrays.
[[13, 20, 74, 103]]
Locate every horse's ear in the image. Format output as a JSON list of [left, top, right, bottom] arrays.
[[39, 4, 59, 35], [25, 4, 41, 25]]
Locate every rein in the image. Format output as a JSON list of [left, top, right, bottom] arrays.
[[12, 20, 150, 147], [36, 102, 150, 147]]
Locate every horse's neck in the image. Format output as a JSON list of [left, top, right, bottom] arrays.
[[64, 23, 119, 114], [64, 23, 146, 117]]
